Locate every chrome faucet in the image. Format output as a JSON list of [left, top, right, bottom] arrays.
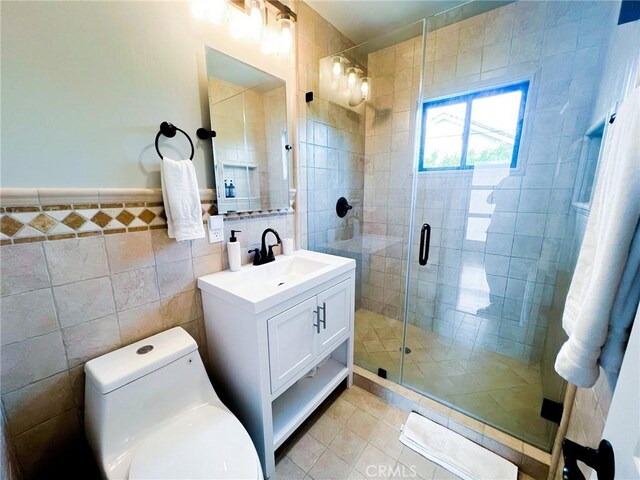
[[248, 228, 282, 266]]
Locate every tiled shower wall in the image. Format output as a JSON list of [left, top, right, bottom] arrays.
[[360, 0, 615, 364], [296, 1, 366, 252], [0, 197, 294, 477]]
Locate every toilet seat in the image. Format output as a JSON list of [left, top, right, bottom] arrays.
[[128, 405, 262, 479]]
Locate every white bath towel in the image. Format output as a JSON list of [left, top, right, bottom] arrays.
[[600, 219, 640, 372], [160, 157, 205, 242], [555, 86, 640, 388], [399, 412, 517, 480]]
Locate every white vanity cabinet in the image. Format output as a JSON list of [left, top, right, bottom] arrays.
[[268, 279, 351, 393], [197, 250, 355, 478]]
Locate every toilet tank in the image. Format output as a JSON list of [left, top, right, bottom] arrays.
[[84, 327, 220, 471]]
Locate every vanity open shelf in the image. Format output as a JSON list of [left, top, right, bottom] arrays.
[[198, 250, 355, 478], [272, 341, 349, 449]]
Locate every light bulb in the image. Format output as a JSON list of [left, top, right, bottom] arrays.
[[332, 56, 343, 78], [347, 67, 357, 87], [360, 77, 371, 101], [247, 0, 263, 39], [277, 13, 294, 54]]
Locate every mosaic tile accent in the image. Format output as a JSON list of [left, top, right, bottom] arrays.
[[0, 202, 210, 245], [0, 190, 295, 245]]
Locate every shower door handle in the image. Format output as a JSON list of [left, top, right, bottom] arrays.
[[419, 223, 431, 266]]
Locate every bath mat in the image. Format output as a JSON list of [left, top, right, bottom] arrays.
[[399, 412, 517, 480]]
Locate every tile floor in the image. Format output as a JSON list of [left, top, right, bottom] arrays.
[[353, 309, 555, 450], [275, 385, 535, 480]]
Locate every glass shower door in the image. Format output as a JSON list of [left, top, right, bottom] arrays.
[[306, 21, 427, 384], [401, 0, 616, 451]]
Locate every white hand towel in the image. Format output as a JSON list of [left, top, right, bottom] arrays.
[[555, 87, 640, 388], [160, 157, 205, 242]]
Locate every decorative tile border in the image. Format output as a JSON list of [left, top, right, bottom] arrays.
[[0, 188, 294, 245]]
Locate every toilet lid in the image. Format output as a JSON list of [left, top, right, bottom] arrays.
[[129, 405, 261, 479]]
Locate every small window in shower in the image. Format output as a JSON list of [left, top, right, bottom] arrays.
[[419, 81, 529, 171]]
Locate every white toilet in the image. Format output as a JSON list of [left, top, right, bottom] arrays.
[[84, 327, 263, 479]]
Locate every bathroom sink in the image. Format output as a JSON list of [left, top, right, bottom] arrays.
[[197, 249, 355, 314]]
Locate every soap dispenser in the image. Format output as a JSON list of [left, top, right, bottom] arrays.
[[227, 230, 241, 272]]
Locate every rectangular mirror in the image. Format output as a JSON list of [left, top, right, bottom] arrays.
[[205, 46, 291, 214]]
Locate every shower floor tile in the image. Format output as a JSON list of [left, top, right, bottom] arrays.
[[354, 309, 556, 450]]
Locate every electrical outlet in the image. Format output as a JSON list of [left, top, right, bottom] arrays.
[[208, 215, 224, 244]]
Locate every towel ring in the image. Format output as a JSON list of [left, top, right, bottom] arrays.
[[155, 122, 194, 160]]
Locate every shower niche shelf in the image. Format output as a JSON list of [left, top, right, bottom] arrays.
[[573, 119, 606, 213]]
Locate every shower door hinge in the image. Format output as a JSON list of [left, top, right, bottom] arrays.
[[377, 368, 387, 379]]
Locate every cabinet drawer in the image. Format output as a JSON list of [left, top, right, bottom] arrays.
[[267, 297, 318, 392]]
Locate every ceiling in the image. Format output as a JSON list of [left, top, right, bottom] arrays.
[[304, 0, 510, 45]]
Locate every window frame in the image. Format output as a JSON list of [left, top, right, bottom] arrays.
[[418, 81, 530, 172]]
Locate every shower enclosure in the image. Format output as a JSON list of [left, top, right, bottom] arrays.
[[304, 0, 616, 451]]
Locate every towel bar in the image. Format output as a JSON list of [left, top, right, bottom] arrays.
[[155, 122, 194, 160]]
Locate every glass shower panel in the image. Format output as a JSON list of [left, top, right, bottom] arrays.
[[306, 21, 426, 383], [402, 0, 616, 451]]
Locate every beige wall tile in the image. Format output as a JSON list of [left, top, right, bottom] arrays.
[[180, 319, 203, 348], [67, 365, 85, 410], [104, 231, 154, 273], [111, 267, 159, 311], [1, 332, 67, 393], [191, 237, 223, 258], [12, 409, 80, 479], [117, 301, 163, 345], [192, 253, 224, 278], [0, 288, 58, 346], [43, 237, 109, 286], [53, 277, 115, 328], [0, 243, 50, 296], [156, 259, 195, 299], [62, 314, 121, 367], [151, 229, 191, 265], [160, 291, 198, 328], [2, 372, 75, 436]]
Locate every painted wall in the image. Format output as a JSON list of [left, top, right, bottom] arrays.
[[0, 0, 293, 189]]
